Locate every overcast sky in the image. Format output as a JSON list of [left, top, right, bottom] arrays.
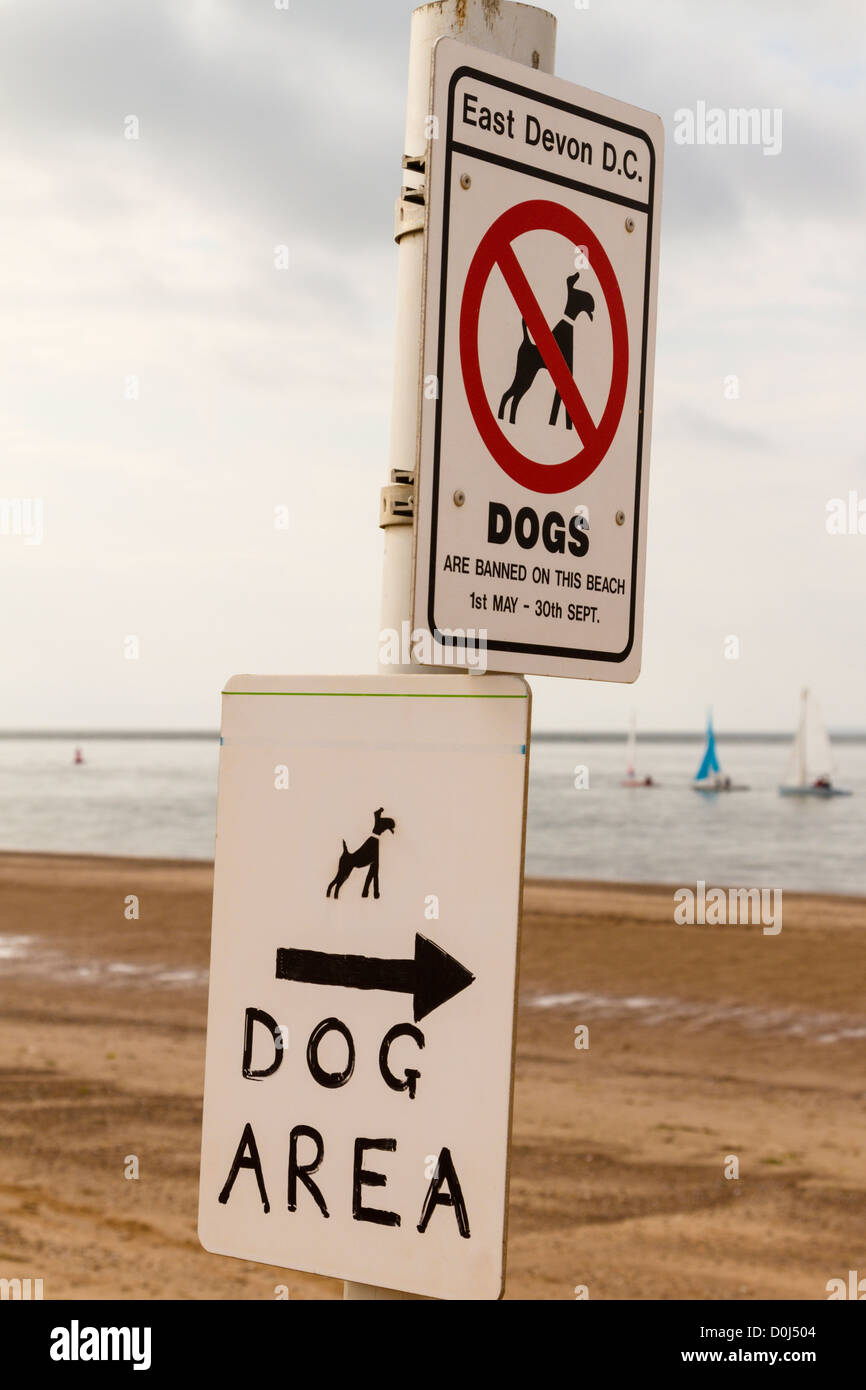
[[0, 0, 863, 732]]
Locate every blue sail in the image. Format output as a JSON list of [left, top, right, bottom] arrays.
[[695, 717, 721, 781]]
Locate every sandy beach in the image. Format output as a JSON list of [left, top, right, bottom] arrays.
[[0, 853, 864, 1301]]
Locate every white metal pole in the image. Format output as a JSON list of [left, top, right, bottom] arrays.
[[348, 0, 556, 1300], [376, 0, 557, 675]]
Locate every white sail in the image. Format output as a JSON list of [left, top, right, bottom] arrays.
[[805, 692, 835, 781], [784, 719, 806, 788], [783, 689, 834, 787], [626, 712, 637, 777]]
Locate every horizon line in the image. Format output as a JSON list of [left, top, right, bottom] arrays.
[[1, 728, 865, 743]]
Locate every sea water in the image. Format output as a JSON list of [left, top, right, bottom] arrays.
[[0, 735, 864, 896]]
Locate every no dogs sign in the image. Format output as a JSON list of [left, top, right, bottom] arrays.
[[199, 673, 530, 1300], [412, 39, 663, 681]]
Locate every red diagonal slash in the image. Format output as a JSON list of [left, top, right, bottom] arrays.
[[496, 243, 597, 447], [459, 200, 628, 495]]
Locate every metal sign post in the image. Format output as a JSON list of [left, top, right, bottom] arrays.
[[377, 1, 557, 674], [198, 0, 661, 1304]]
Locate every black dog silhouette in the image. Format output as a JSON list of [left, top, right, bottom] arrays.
[[326, 807, 396, 900], [498, 272, 595, 429]]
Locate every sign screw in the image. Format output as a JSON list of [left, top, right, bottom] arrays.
[[453, 489, 466, 507], [625, 217, 635, 233], [615, 510, 625, 525], [460, 173, 471, 190]]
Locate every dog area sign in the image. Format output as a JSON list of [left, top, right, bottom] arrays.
[[198, 673, 530, 1300], [412, 39, 663, 681]]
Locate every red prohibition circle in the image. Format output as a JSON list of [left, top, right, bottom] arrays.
[[459, 199, 629, 495]]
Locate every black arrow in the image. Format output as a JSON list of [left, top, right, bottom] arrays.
[[275, 934, 475, 1023]]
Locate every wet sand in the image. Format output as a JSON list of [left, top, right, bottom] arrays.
[[0, 853, 864, 1300]]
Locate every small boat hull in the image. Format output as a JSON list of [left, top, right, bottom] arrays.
[[693, 782, 749, 793], [621, 778, 656, 788], [779, 785, 852, 798]]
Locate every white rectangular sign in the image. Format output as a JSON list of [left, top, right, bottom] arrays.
[[412, 39, 663, 680], [198, 673, 530, 1300]]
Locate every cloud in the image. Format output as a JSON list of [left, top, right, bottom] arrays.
[[0, 0, 405, 251], [0, 0, 862, 730]]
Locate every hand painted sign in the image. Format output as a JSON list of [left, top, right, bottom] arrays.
[[198, 673, 530, 1300]]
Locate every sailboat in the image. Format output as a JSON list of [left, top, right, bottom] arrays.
[[621, 713, 655, 787], [693, 711, 747, 792], [779, 689, 852, 797]]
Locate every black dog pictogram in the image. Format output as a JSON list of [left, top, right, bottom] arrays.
[[325, 807, 396, 900], [497, 271, 595, 429]]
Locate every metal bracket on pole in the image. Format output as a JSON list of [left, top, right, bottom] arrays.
[[395, 154, 426, 240], [380, 469, 415, 527]]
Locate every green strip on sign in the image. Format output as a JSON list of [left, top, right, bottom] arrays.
[[223, 691, 527, 699]]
